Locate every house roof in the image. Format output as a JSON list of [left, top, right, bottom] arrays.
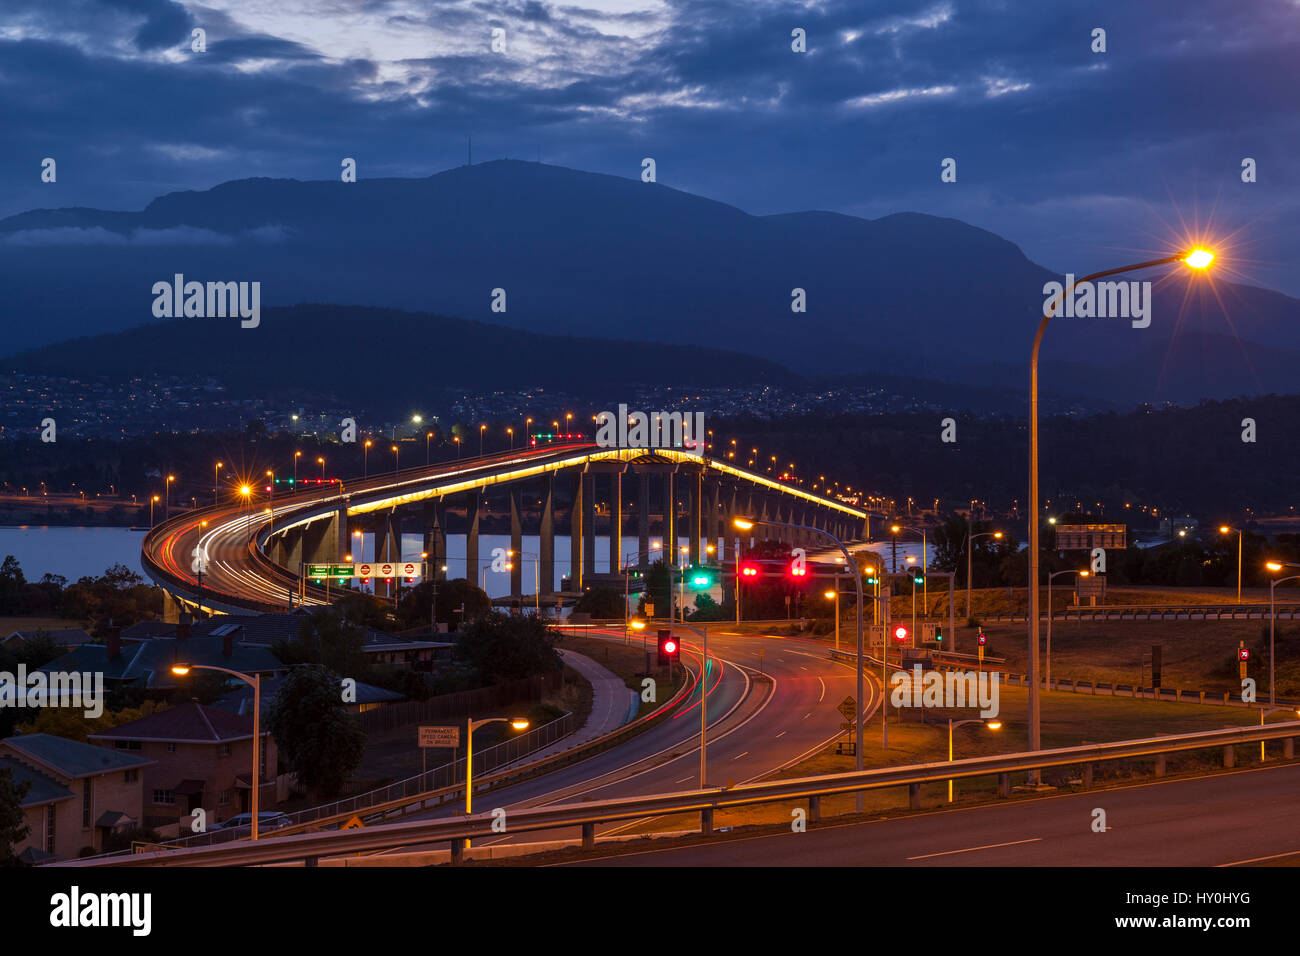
[[191, 612, 311, 646], [1, 734, 152, 779], [89, 702, 256, 744], [121, 621, 178, 640], [0, 755, 74, 806], [39, 636, 283, 691], [6, 629, 95, 647], [212, 673, 403, 717]]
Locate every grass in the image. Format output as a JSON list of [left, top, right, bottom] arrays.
[[352, 666, 594, 785], [556, 634, 687, 719]]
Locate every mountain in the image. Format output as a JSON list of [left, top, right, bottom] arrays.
[[0, 304, 797, 416], [2, 160, 1297, 405]]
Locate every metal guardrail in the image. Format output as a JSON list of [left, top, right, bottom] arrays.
[[59, 720, 1300, 867], [980, 602, 1300, 623]]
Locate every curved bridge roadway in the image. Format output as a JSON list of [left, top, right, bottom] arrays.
[[142, 443, 867, 616]]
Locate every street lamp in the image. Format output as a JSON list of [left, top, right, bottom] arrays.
[[293, 450, 301, 487], [824, 589, 840, 650], [171, 663, 263, 839], [317, 456, 325, 482], [214, 462, 223, 507], [165, 475, 175, 521], [149, 495, 159, 527], [966, 529, 1003, 619], [1046, 568, 1086, 688], [265, 471, 275, 534], [892, 523, 928, 613], [465, 716, 529, 845], [1220, 526, 1243, 604], [1267, 561, 1300, 710], [948, 718, 1001, 802], [426, 431, 434, 465], [392, 444, 399, 475], [736, 515, 881, 804], [363, 439, 372, 478], [1028, 248, 1216, 767], [480, 424, 487, 456]]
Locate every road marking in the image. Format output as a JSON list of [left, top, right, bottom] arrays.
[[800, 666, 808, 671], [817, 678, 826, 702], [775, 731, 786, 739], [1217, 848, 1300, 867], [803, 712, 811, 719], [675, 776, 694, 784], [906, 838, 1041, 861], [731, 752, 749, 761]]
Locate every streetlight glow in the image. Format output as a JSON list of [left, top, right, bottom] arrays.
[[1184, 248, 1215, 269]]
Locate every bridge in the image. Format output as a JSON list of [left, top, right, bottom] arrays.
[[142, 442, 869, 617]]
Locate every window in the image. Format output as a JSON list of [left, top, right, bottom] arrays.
[[218, 791, 230, 805], [152, 790, 175, 805], [258, 738, 267, 778], [166, 743, 177, 753], [113, 740, 142, 751], [82, 778, 93, 829], [46, 804, 56, 854], [218, 743, 231, 757], [123, 769, 138, 784]]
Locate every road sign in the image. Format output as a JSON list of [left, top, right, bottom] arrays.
[[418, 725, 460, 748], [838, 696, 857, 721], [355, 562, 424, 580], [342, 816, 365, 830]]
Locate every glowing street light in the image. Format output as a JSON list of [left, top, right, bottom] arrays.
[[949, 717, 1001, 802], [1028, 247, 1217, 769], [1220, 525, 1243, 604]]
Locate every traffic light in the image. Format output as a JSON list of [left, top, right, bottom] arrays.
[[688, 567, 714, 590], [789, 562, 807, 578], [657, 629, 679, 665], [892, 624, 910, 643], [934, 627, 943, 644], [740, 563, 759, 579], [912, 571, 925, 585]]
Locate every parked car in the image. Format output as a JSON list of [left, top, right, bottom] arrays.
[[210, 812, 292, 834]]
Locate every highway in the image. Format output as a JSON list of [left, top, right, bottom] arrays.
[[143, 443, 601, 613], [362, 626, 881, 855], [562, 761, 1300, 866]]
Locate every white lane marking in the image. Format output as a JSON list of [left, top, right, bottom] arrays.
[[731, 752, 749, 761], [800, 666, 808, 671], [675, 776, 694, 784], [817, 677, 826, 702], [906, 838, 1041, 861], [775, 731, 786, 739], [803, 712, 811, 719], [1218, 848, 1300, 867]]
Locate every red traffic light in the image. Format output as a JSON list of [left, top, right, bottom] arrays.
[[893, 624, 910, 643], [740, 564, 759, 577], [657, 629, 679, 665], [790, 563, 807, 577], [664, 639, 677, 655]]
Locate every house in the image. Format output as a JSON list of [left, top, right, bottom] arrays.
[[88, 701, 282, 830], [0, 733, 152, 863], [36, 625, 286, 697], [212, 674, 404, 717], [3, 629, 95, 652]]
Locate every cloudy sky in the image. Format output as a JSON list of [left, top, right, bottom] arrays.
[[4, 0, 1298, 293]]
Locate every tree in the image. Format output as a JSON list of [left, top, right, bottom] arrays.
[[455, 613, 561, 685], [266, 666, 365, 800], [573, 586, 624, 619], [273, 607, 370, 678], [0, 765, 31, 866]]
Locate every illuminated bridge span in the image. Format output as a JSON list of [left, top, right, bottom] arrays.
[[142, 443, 869, 617]]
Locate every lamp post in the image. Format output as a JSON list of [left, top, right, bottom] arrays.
[[622, 547, 662, 641], [480, 424, 487, 456], [736, 516, 880, 805], [825, 588, 840, 651], [363, 439, 372, 478], [214, 462, 223, 507], [948, 718, 1001, 802], [318, 457, 325, 482], [891, 523, 928, 612], [165, 475, 175, 521], [171, 663, 262, 839], [293, 451, 301, 488], [1266, 562, 1300, 710], [265, 471, 275, 535], [1028, 248, 1216, 766], [966, 529, 1003, 619], [150, 495, 159, 527], [391, 444, 399, 475], [465, 716, 528, 846], [1045, 568, 1086, 689], [1220, 526, 1243, 604]]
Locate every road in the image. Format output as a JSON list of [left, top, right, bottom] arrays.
[[562, 761, 1300, 866], [363, 626, 880, 855]]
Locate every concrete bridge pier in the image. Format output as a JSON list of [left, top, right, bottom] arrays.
[[538, 473, 555, 597], [509, 485, 523, 604], [569, 470, 584, 591], [582, 472, 596, 580], [637, 472, 651, 568], [465, 490, 480, 585], [422, 499, 447, 581], [607, 469, 622, 574]]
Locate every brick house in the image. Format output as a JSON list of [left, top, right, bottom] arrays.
[[88, 701, 281, 830], [0, 734, 151, 863]]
